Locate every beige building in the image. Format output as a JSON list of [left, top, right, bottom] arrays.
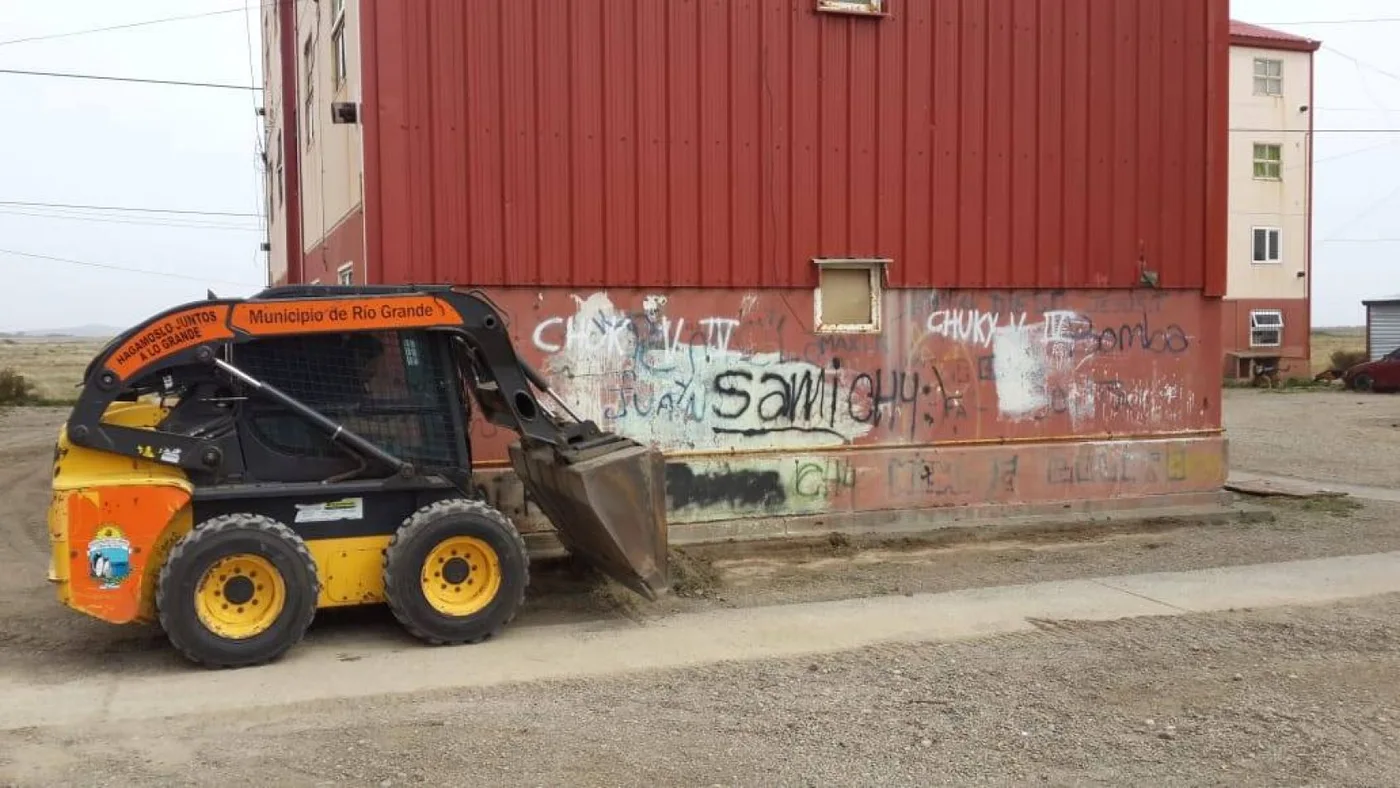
[[261, 0, 366, 288], [1222, 21, 1319, 380]]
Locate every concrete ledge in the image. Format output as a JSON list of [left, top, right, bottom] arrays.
[[523, 490, 1265, 559]]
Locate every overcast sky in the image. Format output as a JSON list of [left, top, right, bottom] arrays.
[[0, 0, 1395, 332]]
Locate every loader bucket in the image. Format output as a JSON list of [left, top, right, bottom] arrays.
[[508, 438, 669, 599]]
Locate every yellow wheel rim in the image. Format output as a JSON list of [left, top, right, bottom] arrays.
[[194, 554, 285, 640], [421, 536, 501, 616]]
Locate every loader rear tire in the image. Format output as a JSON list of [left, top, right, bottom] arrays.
[[383, 498, 528, 646], [156, 514, 319, 669]]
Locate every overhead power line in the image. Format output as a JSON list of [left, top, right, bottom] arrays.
[[0, 3, 278, 47], [1252, 18, 1400, 26], [0, 208, 262, 233], [1323, 47, 1400, 87], [0, 67, 260, 92], [0, 200, 260, 218], [1231, 128, 1400, 134], [0, 248, 263, 288]]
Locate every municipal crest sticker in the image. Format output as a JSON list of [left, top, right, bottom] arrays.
[[87, 525, 132, 590]]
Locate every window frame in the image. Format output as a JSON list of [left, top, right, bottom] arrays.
[[1252, 143, 1282, 180], [815, 0, 885, 15], [337, 262, 354, 286], [302, 35, 316, 148], [1253, 57, 1283, 96], [1249, 309, 1284, 348], [331, 0, 348, 92], [1251, 226, 1283, 265], [812, 258, 887, 334]]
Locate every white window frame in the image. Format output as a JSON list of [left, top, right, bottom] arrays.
[[1250, 310, 1284, 348], [1251, 226, 1282, 265], [1253, 58, 1283, 96], [816, 0, 884, 15], [813, 258, 887, 334], [302, 35, 316, 148], [331, 0, 348, 91], [1252, 143, 1282, 180], [337, 262, 354, 285]]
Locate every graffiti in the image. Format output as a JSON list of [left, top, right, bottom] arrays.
[[524, 290, 1206, 453], [887, 457, 968, 499], [666, 463, 786, 511], [1083, 315, 1190, 355], [1045, 447, 1142, 485], [926, 309, 1029, 348], [710, 362, 925, 441], [988, 456, 1020, 494], [793, 458, 856, 499], [532, 304, 741, 366]]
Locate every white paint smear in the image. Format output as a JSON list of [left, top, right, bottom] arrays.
[[992, 323, 1048, 418]]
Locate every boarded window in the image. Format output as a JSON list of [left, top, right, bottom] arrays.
[[816, 0, 884, 15], [814, 259, 885, 332]]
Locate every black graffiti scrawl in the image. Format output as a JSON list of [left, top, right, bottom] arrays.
[[665, 463, 787, 512]]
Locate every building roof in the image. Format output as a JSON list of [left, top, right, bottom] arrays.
[[1230, 20, 1321, 53], [1364, 295, 1400, 307]]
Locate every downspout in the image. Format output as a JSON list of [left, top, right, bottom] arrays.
[[279, 0, 304, 284], [1304, 45, 1316, 367]]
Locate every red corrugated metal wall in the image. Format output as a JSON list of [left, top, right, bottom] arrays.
[[362, 0, 1228, 293]]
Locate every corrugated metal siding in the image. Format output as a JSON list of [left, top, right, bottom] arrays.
[[362, 0, 1228, 291], [1370, 304, 1400, 361]]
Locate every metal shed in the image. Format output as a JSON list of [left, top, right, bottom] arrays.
[[1365, 296, 1400, 361]]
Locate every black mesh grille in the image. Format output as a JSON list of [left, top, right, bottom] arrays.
[[232, 331, 459, 468]]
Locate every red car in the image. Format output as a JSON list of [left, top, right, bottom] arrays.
[[1344, 348, 1400, 392]]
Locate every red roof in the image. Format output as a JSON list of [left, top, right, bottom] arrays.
[[1230, 20, 1321, 52]]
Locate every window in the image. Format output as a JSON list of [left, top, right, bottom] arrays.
[[1253, 58, 1283, 96], [303, 35, 315, 147], [1251, 227, 1282, 265], [274, 131, 283, 207], [1250, 310, 1283, 348], [813, 259, 887, 333], [1252, 143, 1282, 180], [816, 0, 884, 14], [331, 0, 348, 91], [337, 263, 354, 285]]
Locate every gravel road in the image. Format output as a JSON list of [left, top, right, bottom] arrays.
[[1224, 388, 1400, 488], [3, 595, 1397, 787]]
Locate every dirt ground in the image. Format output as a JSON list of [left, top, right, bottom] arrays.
[[4, 595, 1397, 787], [1223, 387, 1400, 488], [1, 388, 1398, 785]]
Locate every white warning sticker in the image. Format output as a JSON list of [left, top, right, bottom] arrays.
[[294, 497, 365, 524]]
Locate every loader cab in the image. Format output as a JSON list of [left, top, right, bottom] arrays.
[[156, 328, 475, 486]]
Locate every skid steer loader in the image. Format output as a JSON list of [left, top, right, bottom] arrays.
[[47, 285, 668, 668]]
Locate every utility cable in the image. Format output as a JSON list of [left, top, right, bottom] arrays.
[[0, 208, 262, 233], [0, 3, 281, 47], [0, 200, 260, 218], [0, 248, 263, 288], [0, 67, 259, 92]]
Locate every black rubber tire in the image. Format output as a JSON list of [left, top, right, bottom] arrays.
[[383, 498, 529, 646], [155, 514, 319, 669], [1353, 374, 1374, 393]]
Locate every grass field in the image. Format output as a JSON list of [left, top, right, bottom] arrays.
[[0, 337, 108, 403], [1310, 326, 1367, 376]]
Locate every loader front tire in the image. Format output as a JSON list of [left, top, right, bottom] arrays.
[[156, 514, 319, 669], [383, 498, 528, 646]]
